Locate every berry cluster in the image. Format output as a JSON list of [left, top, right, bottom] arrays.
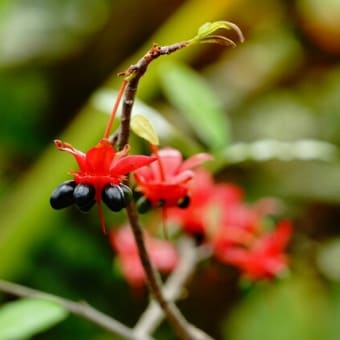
[[50, 138, 156, 233], [50, 180, 132, 213]]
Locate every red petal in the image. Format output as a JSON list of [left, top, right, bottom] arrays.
[[119, 254, 146, 287], [110, 226, 139, 253], [179, 153, 213, 172], [54, 139, 87, 170], [134, 166, 154, 183], [261, 220, 292, 253], [217, 246, 248, 266], [136, 182, 188, 204], [168, 170, 194, 185], [110, 155, 156, 177], [86, 141, 115, 174], [149, 239, 178, 272], [274, 220, 292, 248], [155, 148, 183, 177], [110, 227, 177, 287]]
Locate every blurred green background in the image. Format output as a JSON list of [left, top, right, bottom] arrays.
[[1, 0, 340, 339]]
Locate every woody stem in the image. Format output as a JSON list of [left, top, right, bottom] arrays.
[[125, 204, 197, 340], [116, 42, 211, 340], [0, 279, 143, 339]]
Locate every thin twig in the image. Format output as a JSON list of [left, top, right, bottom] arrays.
[[116, 42, 188, 152], [116, 41, 213, 340], [125, 204, 197, 340], [134, 238, 212, 337], [0, 279, 150, 340]]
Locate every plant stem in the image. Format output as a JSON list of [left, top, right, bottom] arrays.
[[134, 238, 212, 337], [126, 205, 200, 340], [117, 42, 189, 152], [117, 42, 212, 340], [0, 279, 149, 340]]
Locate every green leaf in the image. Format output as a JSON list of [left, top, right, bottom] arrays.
[[159, 61, 230, 151], [0, 298, 68, 339], [191, 21, 244, 46], [131, 114, 159, 145], [196, 21, 242, 39]]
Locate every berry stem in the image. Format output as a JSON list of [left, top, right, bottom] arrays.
[[96, 199, 107, 235], [150, 143, 166, 181], [103, 80, 127, 140]]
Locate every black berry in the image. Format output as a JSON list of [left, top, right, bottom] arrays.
[[136, 196, 152, 214], [177, 195, 191, 209], [50, 180, 76, 209], [118, 183, 133, 207], [102, 184, 125, 212], [73, 183, 96, 212]]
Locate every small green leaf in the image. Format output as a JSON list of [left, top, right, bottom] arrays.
[[159, 61, 230, 151], [197, 22, 212, 36], [0, 298, 68, 339], [131, 114, 159, 145], [193, 21, 244, 45]]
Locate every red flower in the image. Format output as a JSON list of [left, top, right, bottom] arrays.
[[215, 220, 292, 280], [134, 148, 212, 210], [50, 138, 156, 233], [208, 202, 261, 249], [110, 226, 178, 287], [55, 139, 155, 187], [167, 169, 292, 280], [168, 170, 250, 236]]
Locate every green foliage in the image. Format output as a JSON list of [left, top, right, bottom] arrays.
[[0, 298, 68, 339], [159, 61, 230, 151], [191, 20, 244, 46], [224, 277, 331, 340]]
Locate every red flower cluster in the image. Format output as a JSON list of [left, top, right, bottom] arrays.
[[50, 138, 156, 233], [134, 147, 212, 211], [55, 139, 155, 188], [168, 170, 292, 281], [110, 226, 178, 287], [109, 147, 213, 286], [214, 220, 292, 280]]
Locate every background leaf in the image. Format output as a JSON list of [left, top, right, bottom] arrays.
[[158, 61, 230, 151], [0, 298, 68, 339], [223, 277, 331, 340]]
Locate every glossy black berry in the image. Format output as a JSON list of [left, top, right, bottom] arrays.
[[118, 183, 133, 207], [50, 180, 76, 209], [136, 196, 152, 214], [73, 183, 96, 212], [102, 184, 125, 212], [177, 195, 191, 209]]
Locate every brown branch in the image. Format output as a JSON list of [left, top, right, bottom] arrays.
[[134, 238, 212, 337], [0, 279, 150, 340], [116, 42, 188, 152], [125, 205, 200, 340], [117, 41, 212, 340]]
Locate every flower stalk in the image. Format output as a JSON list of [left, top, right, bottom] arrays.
[[114, 22, 242, 339]]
